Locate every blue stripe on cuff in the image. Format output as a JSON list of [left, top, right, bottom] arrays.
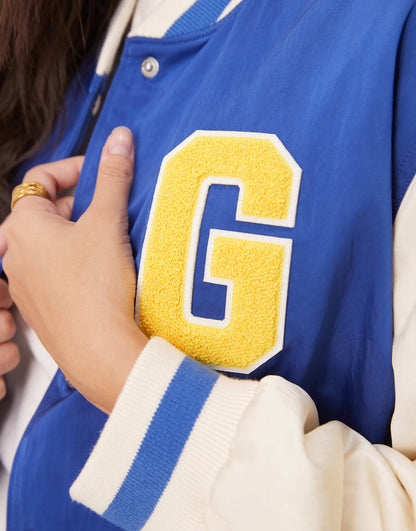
[[165, 0, 231, 37], [103, 356, 219, 530]]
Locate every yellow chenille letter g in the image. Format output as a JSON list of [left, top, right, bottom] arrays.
[[137, 131, 302, 373]]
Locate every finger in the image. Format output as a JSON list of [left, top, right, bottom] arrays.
[[55, 195, 75, 220], [0, 309, 15, 340], [19, 156, 84, 204], [90, 127, 134, 220], [0, 341, 20, 375], [0, 280, 12, 309], [0, 377, 5, 399]]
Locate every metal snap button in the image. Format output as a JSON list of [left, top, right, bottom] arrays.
[[141, 56, 159, 78]]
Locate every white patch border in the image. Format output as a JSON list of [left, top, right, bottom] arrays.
[[136, 130, 302, 375]]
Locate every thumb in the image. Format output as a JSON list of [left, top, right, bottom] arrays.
[[91, 126, 135, 219]]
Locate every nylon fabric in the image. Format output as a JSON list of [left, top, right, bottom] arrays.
[[6, 0, 416, 528]]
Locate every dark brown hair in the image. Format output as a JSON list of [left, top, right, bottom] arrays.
[[0, 0, 119, 220]]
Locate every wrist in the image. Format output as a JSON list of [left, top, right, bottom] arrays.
[[70, 318, 148, 414], [108, 319, 149, 412]]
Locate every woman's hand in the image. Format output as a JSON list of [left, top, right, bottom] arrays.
[[0, 127, 148, 413], [0, 278, 19, 399]]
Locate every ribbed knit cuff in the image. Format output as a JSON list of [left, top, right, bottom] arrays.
[[70, 337, 258, 531]]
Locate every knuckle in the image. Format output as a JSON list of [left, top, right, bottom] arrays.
[[23, 165, 48, 185], [22, 166, 55, 200], [23, 166, 40, 181], [0, 342, 20, 373], [0, 310, 15, 340], [100, 159, 132, 183], [24, 163, 48, 180], [0, 280, 12, 309]]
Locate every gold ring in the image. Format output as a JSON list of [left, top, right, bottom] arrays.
[[11, 182, 51, 210]]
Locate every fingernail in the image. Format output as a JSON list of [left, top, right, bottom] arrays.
[[107, 126, 134, 158]]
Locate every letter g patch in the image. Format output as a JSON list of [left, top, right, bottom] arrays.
[[136, 131, 302, 373]]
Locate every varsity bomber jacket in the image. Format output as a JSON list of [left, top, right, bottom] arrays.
[[6, 0, 416, 529]]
